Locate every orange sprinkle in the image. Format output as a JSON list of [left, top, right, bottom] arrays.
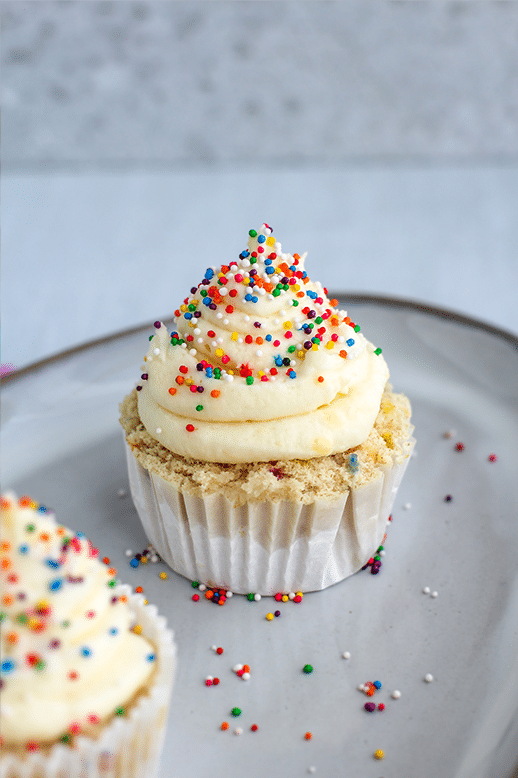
[[168, 387, 177, 396], [39, 533, 50, 542], [344, 316, 351, 325], [0, 497, 11, 509], [296, 291, 305, 298], [1, 558, 11, 570], [205, 590, 214, 599], [1, 541, 11, 552], [119, 595, 128, 603], [263, 282, 274, 293], [221, 722, 229, 731], [255, 337, 263, 345], [175, 376, 185, 385], [6, 631, 18, 644], [330, 316, 339, 326], [56, 527, 65, 536], [210, 390, 220, 398], [317, 376, 324, 382], [108, 568, 117, 576], [19, 496, 31, 507], [2, 595, 14, 606], [243, 664, 250, 673], [135, 586, 143, 594], [339, 350, 348, 359], [329, 298, 338, 307], [304, 732, 312, 740], [102, 557, 110, 565]]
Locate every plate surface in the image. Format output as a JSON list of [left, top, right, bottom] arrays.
[[2, 298, 518, 778]]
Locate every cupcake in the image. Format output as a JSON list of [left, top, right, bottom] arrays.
[[120, 223, 415, 595], [0, 494, 176, 778]]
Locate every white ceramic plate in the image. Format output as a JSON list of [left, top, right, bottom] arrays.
[[2, 297, 518, 778]]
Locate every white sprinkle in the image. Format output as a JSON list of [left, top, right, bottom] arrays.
[[234, 727, 242, 735], [198, 584, 206, 592], [150, 555, 159, 563], [241, 672, 250, 681], [256, 350, 263, 357], [403, 502, 412, 510], [423, 586, 431, 594], [211, 645, 217, 652], [342, 651, 351, 660], [197, 338, 204, 344], [443, 430, 456, 439], [308, 768, 316, 774], [233, 664, 243, 672], [194, 328, 201, 335], [217, 337, 224, 344], [280, 309, 286, 316], [290, 360, 296, 366], [431, 591, 438, 598], [180, 342, 187, 349], [358, 684, 365, 692], [391, 690, 401, 699], [125, 549, 133, 557], [258, 287, 266, 295], [156, 428, 162, 434], [226, 591, 233, 598], [288, 592, 296, 600], [189, 349, 196, 355], [117, 488, 127, 498], [237, 337, 243, 344], [273, 318, 280, 325], [254, 593, 261, 602], [153, 348, 160, 355], [424, 673, 434, 683], [206, 675, 213, 682], [268, 294, 274, 301], [244, 315, 250, 322], [379, 550, 386, 556], [211, 341, 218, 348], [337, 336, 345, 343], [219, 287, 227, 296], [216, 312, 223, 319]]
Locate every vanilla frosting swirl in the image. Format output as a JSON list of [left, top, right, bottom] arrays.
[[0, 495, 155, 746], [136, 224, 389, 463]]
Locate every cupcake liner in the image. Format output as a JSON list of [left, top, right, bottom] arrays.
[[125, 436, 416, 595], [1, 588, 176, 778]]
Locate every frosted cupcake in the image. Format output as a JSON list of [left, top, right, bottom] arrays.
[[0, 494, 176, 778], [120, 224, 414, 594]]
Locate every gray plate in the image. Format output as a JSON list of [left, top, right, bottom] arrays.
[[2, 297, 518, 778]]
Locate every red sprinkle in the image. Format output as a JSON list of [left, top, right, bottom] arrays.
[[186, 424, 195, 432], [192, 594, 200, 601], [455, 442, 465, 451], [216, 647, 224, 655], [488, 453, 497, 462], [250, 724, 258, 732]]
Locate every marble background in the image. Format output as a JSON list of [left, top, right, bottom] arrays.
[[2, 1, 518, 369], [3, 0, 518, 170]]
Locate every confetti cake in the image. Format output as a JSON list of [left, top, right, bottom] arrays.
[[120, 224, 415, 594]]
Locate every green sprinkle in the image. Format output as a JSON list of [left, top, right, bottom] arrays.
[[214, 369, 221, 379], [374, 347, 382, 355], [249, 256, 257, 264], [354, 325, 360, 332], [247, 593, 255, 601], [115, 707, 126, 717], [61, 620, 71, 628], [35, 660, 46, 671], [249, 229, 257, 238], [191, 581, 199, 588], [196, 405, 204, 412], [188, 303, 196, 311], [170, 337, 179, 346], [25, 524, 36, 533], [272, 289, 281, 297], [200, 289, 207, 297], [246, 376, 254, 385], [17, 613, 28, 624], [0, 612, 6, 622], [315, 316, 323, 324], [231, 707, 242, 717], [107, 579, 118, 588], [283, 284, 289, 291], [303, 664, 314, 674], [287, 345, 296, 353], [148, 335, 154, 341], [291, 299, 299, 307], [61, 733, 72, 744]]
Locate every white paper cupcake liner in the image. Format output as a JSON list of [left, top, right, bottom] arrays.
[[1, 588, 176, 778], [125, 437, 416, 595]]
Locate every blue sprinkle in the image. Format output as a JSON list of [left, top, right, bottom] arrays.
[[274, 356, 283, 366], [289, 265, 297, 272], [244, 294, 253, 301], [265, 267, 275, 275], [288, 370, 297, 379], [251, 296, 258, 303], [46, 559, 60, 569], [241, 250, 249, 258], [265, 334, 272, 342], [184, 312, 192, 320], [203, 297, 211, 307], [257, 234, 266, 243], [348, 453, 359, 473], [109, 628, 118, 636], [373, 680, 382, 689], [264, 258, 272, 265], [346, 338, 355, 347], [48, 578, 63, 592], [77, 532, 85, 537], [205, 268, 214, 279], [1, 659, 16, 674], [130, 558, 139, 568], [37, 505, 48, 513], [19, 544, 29, 555], [147, 654, 156, 662], [80, 647, 92, 657]]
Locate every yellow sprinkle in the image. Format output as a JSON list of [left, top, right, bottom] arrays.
[[374, 749, 384, 760], [265, 612, 274, 621], [242, 277, 250, 285], [144, 599, 148, 605], [215, 348, 224, 357], [188, 321, 196, 328], [381, 400, 395, 414], [140, 557, 148, 564], [266, 236, 275, 246], [133, 624, 143, 635], [311, 343, 318, 351], [257, 370, 265, 377], [295, 591, 303, 598], [283, 321, 292, 330], [28, 617, 40, 630], [180, 304, 188, 312], [159, 572, 168, 580], [191, 299, 199, 307], [228, 369, 234, 375], [325, 341, 334, 349], [231, 332, 239, 341], [293, 284, 300, 292], [381, 432, 394, 449], [281, 595, 289, 603], [297, 351, 305, 359]]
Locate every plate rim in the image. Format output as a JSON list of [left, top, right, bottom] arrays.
[[2, 293, 517, 385]]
